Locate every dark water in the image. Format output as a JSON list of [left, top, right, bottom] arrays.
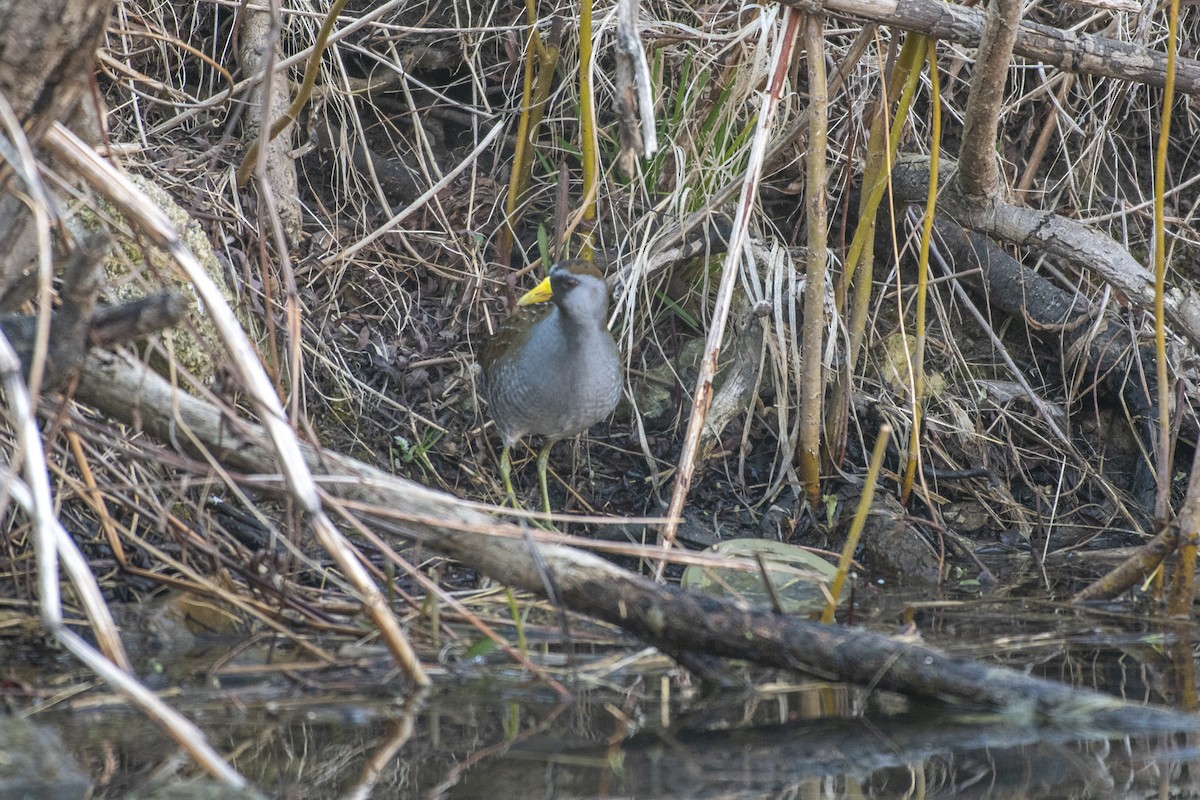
[[14, 582, 1200, 798], [35, 674, 1200, 799]]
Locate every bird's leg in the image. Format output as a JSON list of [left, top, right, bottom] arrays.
[[500, 445, 517, 507], [536, 440, 555, 517]]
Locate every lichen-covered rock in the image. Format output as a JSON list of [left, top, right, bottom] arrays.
[[76, 172, 238, 384]]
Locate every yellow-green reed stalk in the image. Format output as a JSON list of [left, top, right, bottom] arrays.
[[822, 424, 892, 623], [578, 0, 597, 258], [498, 0, 560, 264], [826, 35, 926, 470], [901, 41, 941, 504], [1154, 0, 1178, 521], [1158, 0, 1192, 613], [844, 35, 927, 365], [505, 587, 528, 656]]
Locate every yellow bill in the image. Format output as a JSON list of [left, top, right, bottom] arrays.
[[517, 276, 554, 306]]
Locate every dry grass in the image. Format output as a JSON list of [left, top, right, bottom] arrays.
[[2, 0, 1197, 692]]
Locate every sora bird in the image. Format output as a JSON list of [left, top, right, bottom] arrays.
[[482, 259, 621, 513]]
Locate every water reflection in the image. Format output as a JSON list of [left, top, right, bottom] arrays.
[[36, 676, 1200, 799], [25, 589, 1200, 797]]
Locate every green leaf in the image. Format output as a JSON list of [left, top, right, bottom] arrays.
[[463, 637, 498, 660]]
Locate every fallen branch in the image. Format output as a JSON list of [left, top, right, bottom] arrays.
[[69, 347, 1197, 730], [792, 0, 1200, 95], [891, 156, 1200, 351], [0, 293, 184, 388]]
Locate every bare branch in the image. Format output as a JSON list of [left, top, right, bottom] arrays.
[[958, 0, 1021, 198]]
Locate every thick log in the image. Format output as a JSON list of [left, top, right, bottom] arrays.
[[69, 348, 1198, 731]]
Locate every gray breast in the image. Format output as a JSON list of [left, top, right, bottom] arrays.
[[485, 310, 620, 446]]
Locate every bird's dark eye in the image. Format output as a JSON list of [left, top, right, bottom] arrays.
[[564, 278, 579, 288]]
